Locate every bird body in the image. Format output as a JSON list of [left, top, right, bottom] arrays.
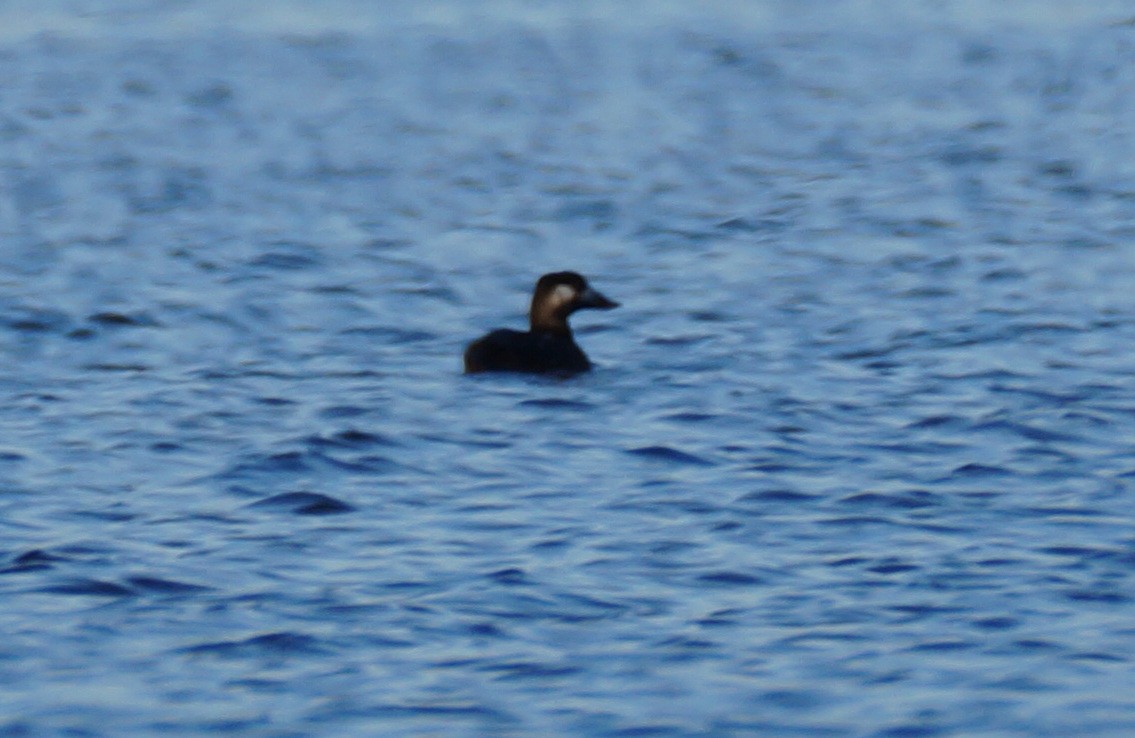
[[464, 272, 618, 375]]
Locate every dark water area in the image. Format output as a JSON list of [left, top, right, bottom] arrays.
[[3, 2, 1135, 735]]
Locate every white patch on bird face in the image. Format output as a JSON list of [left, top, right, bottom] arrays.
[[549, 283, 578, 310]]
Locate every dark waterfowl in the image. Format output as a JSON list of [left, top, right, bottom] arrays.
[[464, 271, 618, 375]]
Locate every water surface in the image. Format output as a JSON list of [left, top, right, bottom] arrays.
[[3, 2, 1135, 736]]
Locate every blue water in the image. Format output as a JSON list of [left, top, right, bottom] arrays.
[[4, 2, 1135, 735]]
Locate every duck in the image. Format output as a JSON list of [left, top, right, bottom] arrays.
[[464, 271, 618, 375]]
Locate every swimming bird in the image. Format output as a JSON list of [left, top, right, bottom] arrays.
[[464, 271, 618, 375]]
